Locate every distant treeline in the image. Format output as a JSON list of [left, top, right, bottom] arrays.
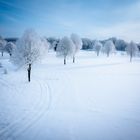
[[5, 37, 140, 51]]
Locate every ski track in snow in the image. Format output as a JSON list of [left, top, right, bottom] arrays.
[[0, 77, 52, 140], [0, 52, 140, 140]]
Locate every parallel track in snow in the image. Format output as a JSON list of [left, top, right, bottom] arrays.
[[0, 78, 52, 140]]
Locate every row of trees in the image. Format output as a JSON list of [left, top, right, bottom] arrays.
[[0, 29, 139, 82], [81, 37, 139, 51]]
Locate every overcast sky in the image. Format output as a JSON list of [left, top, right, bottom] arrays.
[[0, 0, 140, 42]]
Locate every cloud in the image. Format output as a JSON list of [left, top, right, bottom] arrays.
[[80, 1, 140, 42], [85, 21, 140, 42], [0, 0, 140, 42]]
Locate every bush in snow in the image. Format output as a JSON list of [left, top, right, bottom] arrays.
[[11, 29, 47, 82], [71, 33, 82, 63], [125, 41, 139, 62], [94, 40, 103, 56], [5, 42, 16, 56], [102, 40, 116, 57], [0, 36, 7, 56], [56, 36, 74, 65]]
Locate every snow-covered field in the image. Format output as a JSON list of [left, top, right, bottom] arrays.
[[0, 51, 140, 140]]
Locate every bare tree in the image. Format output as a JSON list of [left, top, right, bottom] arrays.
[[11, 29, 47, 82], [56, 36, 74, 65], [126, 41, 138, 62], [71, 33, 82, 63]]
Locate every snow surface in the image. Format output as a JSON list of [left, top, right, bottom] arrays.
[[0, 51, 140, 140]]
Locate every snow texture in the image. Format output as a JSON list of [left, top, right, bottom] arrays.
[[0, 51, 140, 140]]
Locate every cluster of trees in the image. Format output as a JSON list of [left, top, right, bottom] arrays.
[[56, 34, 82, 64], [0, 30, 140, 82]]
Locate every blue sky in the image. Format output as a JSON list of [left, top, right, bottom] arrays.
[[0, 0, 140, 42]]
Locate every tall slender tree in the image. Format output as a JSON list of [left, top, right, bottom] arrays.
[[94, 40, 102, 56], [71, 34, 82, 63]]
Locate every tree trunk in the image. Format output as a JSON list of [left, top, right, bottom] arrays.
[[97, 51, 99, 56], [73, 56, 75, 63], [27, 64, 31, 82], [64, 58, 66, 65], [2, 51, 3, 56], [130, 55, 132, 62]]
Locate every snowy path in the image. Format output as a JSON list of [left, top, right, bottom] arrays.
[[0, 51, 140, 140]]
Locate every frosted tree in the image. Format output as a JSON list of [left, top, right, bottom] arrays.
[[125, 41, 138, 62], [0, 36, 7, 56], [71, 33, 82, 63], [103, 40, 116, 57], [5, 42, 16, 56], [41, 37, 49, 52], [11, 29, 47, 82], [56, 36, 74, 65], [94, 40, 102, 56]]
